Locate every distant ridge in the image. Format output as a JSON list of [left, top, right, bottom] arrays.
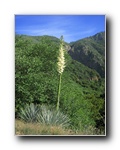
[[68, 32, 105, 77]]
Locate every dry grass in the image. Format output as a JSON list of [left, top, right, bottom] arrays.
[[15, 119, 74, 135], [15, 120, 104, 136]]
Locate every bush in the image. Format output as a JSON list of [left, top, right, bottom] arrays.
[[18, 103, 40, 123], [37, 105, 70, 128], [18, 103, 70, 128]]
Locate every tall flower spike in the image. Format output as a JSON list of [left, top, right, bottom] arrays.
[[56, 36, 66, 111], [57, 37, 65, 74]]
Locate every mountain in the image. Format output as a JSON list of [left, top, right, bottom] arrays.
[[15, 32, 105, 132], [68, 32, 105, 77]]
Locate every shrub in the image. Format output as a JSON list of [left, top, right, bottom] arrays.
[[37, 105, 70, 128], [18, 103, 70, 128], [18, 103, 40, 123]]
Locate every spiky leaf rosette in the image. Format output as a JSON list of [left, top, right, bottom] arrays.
[[18, 103, 40, 123], [37, 105, 70, 128]]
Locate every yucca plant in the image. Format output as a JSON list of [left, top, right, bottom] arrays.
[[37, 105, 70, 128], [18, 103, 70, 128], [18, 103, 40, 123], [57, 35, 66, 111]]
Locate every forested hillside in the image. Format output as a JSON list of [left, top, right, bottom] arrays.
[[69, 32, 105, 77], [15, 32, 105, 135]]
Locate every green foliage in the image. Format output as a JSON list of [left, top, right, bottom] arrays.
[[15, 33, 105, 133], [18, 103, 40, 123], [37, 105, 70, 127], [69, 32, 105, 77], [18, 103, 70, 128], [15, 36, 59, 115]]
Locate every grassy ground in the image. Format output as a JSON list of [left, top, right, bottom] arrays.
[[15, 119, 104, 136], [15, 119, 75, 135]]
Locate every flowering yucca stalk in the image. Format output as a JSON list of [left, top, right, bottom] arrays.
[[56, 36, 65, 111]]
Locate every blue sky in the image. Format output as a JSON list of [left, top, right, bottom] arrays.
[[15, 15, 105, 43]]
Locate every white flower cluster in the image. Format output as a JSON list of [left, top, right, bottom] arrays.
[[57, 44, 65, 74]]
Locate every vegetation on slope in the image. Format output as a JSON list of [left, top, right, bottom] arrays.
[[69, 32, 105, 77], [15, 33, 105, 135]]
